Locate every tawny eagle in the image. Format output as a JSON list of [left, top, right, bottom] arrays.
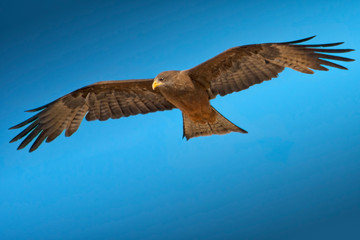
[[10, 36, 354, 152]]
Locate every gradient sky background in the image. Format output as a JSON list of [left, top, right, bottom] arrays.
[[1, 0, 359, 239]]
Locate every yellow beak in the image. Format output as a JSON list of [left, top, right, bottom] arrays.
[[152, 80, 163, 90]]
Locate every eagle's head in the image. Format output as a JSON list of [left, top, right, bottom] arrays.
[[152, 70, 180, 90]]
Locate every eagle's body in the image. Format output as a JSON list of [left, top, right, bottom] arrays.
[[10, 36, 354, 152], [155, 71, 216, 124]]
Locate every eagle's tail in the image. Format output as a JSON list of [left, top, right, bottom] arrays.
[[182, 106, 247, 140]]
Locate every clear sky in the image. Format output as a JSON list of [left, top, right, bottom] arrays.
[[1, 0, 359, 239]]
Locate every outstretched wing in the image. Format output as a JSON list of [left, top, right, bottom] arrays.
[[186, 36, 355, 97], [10, 79, 175, 152]]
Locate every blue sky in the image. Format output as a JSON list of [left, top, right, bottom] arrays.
[[1, 0, 359, 239]]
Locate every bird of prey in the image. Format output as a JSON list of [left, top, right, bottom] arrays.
[[10, 36, 354, 152]]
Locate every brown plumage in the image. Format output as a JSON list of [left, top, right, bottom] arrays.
[[10, 36, 354, 152]]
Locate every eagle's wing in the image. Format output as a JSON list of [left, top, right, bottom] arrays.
[[10, 79, 175, 152], [186, 36, 354, 97]]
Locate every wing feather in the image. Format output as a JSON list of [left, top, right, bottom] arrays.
[[99, 96, 112, 121], [108, 92, 122, 119], [66, 105, 89, 137], [10, 79, 175, 151], [30, 130, 49, 152], [187, 36, 354, 97], [18, 126, 42, 150], [46, 121, 68, 143]]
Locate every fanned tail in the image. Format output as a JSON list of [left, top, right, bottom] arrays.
[[182, 107, 247, 140]]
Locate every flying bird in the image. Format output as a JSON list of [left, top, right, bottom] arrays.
[[10, 36, 354, 152]]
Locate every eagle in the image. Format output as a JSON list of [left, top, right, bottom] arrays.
[[10, 36, 354, 152]]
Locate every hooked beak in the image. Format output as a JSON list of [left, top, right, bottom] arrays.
[[152, 79, 163, 90]]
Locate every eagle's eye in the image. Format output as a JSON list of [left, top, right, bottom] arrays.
[[159, 77, 165, 81]]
